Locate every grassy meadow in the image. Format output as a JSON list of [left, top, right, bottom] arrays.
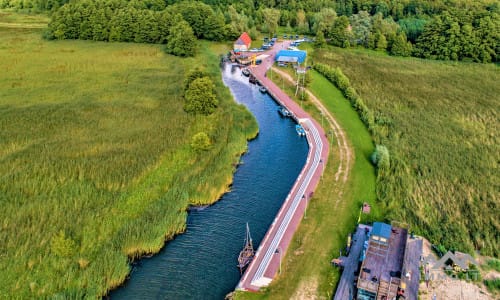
[[314, 48, 499, 257], [235, 65, 378, 299], [0, 14, 257, 297]]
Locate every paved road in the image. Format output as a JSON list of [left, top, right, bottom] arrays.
[[237, 41, 330, 291]]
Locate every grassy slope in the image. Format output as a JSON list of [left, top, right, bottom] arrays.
[[236, 66, 377, 298], [0, 15, 257, 297], [314, 47, 499, 256]]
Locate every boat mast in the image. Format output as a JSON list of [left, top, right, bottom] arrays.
[[246, 222, 253, 249]]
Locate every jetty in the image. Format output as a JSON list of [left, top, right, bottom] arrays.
[[237, 40, 330, 291]]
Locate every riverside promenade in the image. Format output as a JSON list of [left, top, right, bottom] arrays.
[[237, 41, 330, 291]]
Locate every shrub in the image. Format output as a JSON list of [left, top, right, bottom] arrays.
[[371, 145, 390, 172], [51, 230, 76, 258], [183, 77, 218, 115], [190, 132, 211, 151]]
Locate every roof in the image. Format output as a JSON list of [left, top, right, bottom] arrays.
[[275, 50, 306, 64], [235, 32, 252, 47], [372, 222, 391, 239]]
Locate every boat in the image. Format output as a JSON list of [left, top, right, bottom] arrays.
[[296, 124, 306, 136], [241, 68, 250, 77], [237, 223, 255, 273], [259, 86, 267, 93], [278, 107, 291, 117], [249, 74, 257, 84]]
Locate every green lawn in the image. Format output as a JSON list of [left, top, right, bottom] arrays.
[[235, 66, 377, 298], [0, 14, 257, 297], [314, 47, 499, 257]]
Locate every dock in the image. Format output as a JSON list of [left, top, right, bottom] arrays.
[[333, 225, 370, 300], [236, 41, 330, 291]]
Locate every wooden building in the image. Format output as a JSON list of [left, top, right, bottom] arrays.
[[234, 32, 252, 52]]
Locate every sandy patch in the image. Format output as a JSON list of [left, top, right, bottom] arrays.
[[291, 277, 319, 300]]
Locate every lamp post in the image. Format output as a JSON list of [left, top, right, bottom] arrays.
[[320, 158, 324, 178], [302, 194, 307, 219], [274, 247, 282, 274], [320, 108, 324, 129], [329, 130, 333, 149]]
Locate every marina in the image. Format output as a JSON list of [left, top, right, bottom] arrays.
[[237, 40, 330, 291], [109, 60, 309, 300]]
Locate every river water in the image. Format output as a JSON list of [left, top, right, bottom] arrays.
[[110, 64, 308, 299]]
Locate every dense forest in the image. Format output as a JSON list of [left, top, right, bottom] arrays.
[[3, 0, 498, 61]]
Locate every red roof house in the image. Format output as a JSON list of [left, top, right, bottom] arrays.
[[234, 32, 252, 52]]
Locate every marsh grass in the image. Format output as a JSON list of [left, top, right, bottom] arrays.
[[0, 17, 257, 297], [314, 47, 499, 256]]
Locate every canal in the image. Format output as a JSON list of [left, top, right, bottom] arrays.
[[110, 64, 309, 299]]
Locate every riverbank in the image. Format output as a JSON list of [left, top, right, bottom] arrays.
[[234, 63, 377, 299], [110, 62, 309, 299], [0, 15, 259, 296]]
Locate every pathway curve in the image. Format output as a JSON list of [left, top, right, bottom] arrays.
[[271, 67, 352, 186]]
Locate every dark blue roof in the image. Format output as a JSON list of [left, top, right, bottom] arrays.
[[275, 50, 306, 64], [372, 222, 391, 239]]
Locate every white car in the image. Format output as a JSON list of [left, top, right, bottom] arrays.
[[249, 48, 261, 52]]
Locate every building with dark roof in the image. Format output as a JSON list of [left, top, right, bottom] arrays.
[[356, 223, 422, 300], [275, 50, 307, 64], [234, 32, 252, 52]]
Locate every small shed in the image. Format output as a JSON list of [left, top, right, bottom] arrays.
[[371, 222, 391, 245], [275, 50, 307, 64], [234, 32, 252, 52]]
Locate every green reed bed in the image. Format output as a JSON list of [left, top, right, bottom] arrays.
[[314, 47, 499, 257], [0, 20, 257, 297]]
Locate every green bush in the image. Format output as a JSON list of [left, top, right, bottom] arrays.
[[183, 77, 218, 115], [191, 132, 211, 151], [484, 279, 500, 292]]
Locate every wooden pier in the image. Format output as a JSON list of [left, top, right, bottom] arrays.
[[237, 41, 330, 291]]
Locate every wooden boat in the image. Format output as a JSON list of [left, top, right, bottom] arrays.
[[237, 223, 255, 273], [295, 124, 306, 136]]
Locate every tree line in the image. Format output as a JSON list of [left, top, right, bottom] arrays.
[[44, 0, 235, 56], [8, 0, 497, 60]]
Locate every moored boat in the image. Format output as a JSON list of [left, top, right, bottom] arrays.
[[237, 223, 255, 273], [278, 107, 291, 117], [241, 68, 250, 77], [249, 74, 257, 84], [259, 86, 267, 93], [295, 124, 306, 136]]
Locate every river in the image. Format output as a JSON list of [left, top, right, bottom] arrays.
[[110, 63, 308, 299]]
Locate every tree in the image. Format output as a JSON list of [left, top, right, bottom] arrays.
[[315, 29, 326, 47], [329, 15, 351, 47], [390, 31, 412, 56], [375, 31, 387, 51], [165, 17, 196, 57], [184, 77, 218, 115], [183, 68, 207, 91], [261, 8, 280, 36], [349, 10, 371, 46]]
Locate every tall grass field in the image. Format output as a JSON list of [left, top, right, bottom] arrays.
[[0, 13, 257, 297], [314, 48, 499, 257]]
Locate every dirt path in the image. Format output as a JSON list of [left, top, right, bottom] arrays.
[[271, 67, 353, 188], [0, 22, 47, 28]]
